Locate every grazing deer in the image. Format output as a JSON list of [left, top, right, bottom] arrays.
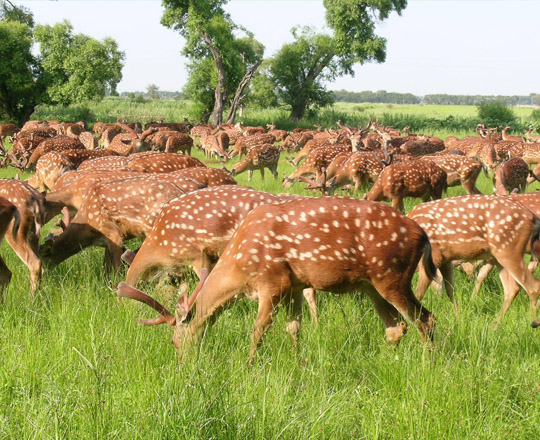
[[42, 176, 202, 271], [0, 179, 45, 293], [125, 153, 205, 173], [365, 160, 447, 212], [419, 154, 485, 195], [117, 197, 436, 359], [282, 132, 313, 153], [229, 133, 276, 159], [0, 123, 19, 154], [0, 197, 19, 300], [164, 133, 194, 155], [493, 158, 540, 195], [26, 136, 85, 169], [200, 133, 229, 160], [409, 195, 540, 319], [230, 144, 280, 181], [283, 145, 351, 188]]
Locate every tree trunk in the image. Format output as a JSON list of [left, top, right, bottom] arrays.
[[226, 60, 262, 124], [201, 31, 225, 126], [289, 100, 307, 122]]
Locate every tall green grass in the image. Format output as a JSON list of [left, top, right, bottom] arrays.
[[1, 108, 540, 439], [31, 98, 535, 137]]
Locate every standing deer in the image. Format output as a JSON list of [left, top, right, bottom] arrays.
[[0, 179, 45, 293], [0, 197, 19, 300], [493, 158, 540, 195], [365, 160, 447, 212], [230, 144, 280, 181], [409, 195, 540, 319], [117, 197, 436, 360], [42, 176, 203, 271]]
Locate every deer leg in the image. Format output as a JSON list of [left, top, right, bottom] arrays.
[[528, 259, 538, 274], [284, 288, 304, 348], [104, 241, 124, 273], [247, 169, 253, 181], [494, 252, 540, 316], [416, 258, 435, 300], [249, 290, 281, 361], [472, 262, 494, 299], [439, 262, 459, 316], [364, 285, 408, 344], [259, 166, 265, 180], [496, 266, 521, 321], [0, 256, 12, 303], [270, 164, 278, 180], [302, 287, 318, 326]]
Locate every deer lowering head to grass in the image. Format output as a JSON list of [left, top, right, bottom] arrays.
[[42, 176, 202, 272], [118, 197, 436, 360], [365, 159, 447, 212], [409, 194, 540, 319], [230, 144, 280, 181]]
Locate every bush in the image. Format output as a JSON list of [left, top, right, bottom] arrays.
[[477, 100, 516, 126]]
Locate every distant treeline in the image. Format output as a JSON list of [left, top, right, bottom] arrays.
[[333, 89, 540, 107], [333, 90, 420, 104], [119, 91, 182, 99]]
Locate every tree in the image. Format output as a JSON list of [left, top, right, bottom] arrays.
[[0, 1, 34, 27], [0, 20, 48, 124], [161, 0, 263, 124], [146, 84, 160, 99], [0, 9, 124, 124], [34, 20, 124, 105], [269, 0, 407, 121]]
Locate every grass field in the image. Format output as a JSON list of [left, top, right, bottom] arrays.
[[2, 106, 540, 439]]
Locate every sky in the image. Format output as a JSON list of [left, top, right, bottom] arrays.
[[14, 0, 540, 96]]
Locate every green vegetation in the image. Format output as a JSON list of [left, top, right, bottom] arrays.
[[0, 8, 124, 125], [477, 101, 516, 127], [1, 143, 540, 438]]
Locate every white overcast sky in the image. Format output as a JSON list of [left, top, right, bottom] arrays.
[[15, 0, 540, 96]]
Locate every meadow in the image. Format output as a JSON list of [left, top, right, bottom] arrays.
[[1, 101, 540, 439]]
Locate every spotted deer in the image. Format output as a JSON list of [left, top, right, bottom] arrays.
[[230, 144, 280, 181], [42, 176, 203, 271], [124, 153, 205, 173], [29, 149, 117, 191], [26, 136, 85, 169], [419, 154, 485, 195], [230, 133, 276, 159], [365, 160, 447, 212], [409, 195, 540, 319], [282, 145, 351, 188], [164, 133, 194, 155], [501, 126, 525, 143], [0, 179, 45, 293], [525, 127, 540, 143], [0, 197, 19, 300], [282, 132, 313, 153], [78, 131, 99, 150], [0, 124, 19, 154], [117, 197, 436, 360], [493, 158, 540, 195], [200, 133, 229, 160]]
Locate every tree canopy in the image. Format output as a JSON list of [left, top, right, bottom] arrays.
[[0, 7, 124, 125], [261, 0, 408, 121], [162, 0, 263, 124]]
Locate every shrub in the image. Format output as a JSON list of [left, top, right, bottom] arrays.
[[477, 100, 516, 126]]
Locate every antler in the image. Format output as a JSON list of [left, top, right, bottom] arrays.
[[116, 282, 177, 326]]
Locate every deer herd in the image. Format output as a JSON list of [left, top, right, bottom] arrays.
[[2, 117, 540, 360]]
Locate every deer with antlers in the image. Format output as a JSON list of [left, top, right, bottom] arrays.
[[365, 160, 447, 212], [117, 197, 436, 360], [409, 195, 540, 319]]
